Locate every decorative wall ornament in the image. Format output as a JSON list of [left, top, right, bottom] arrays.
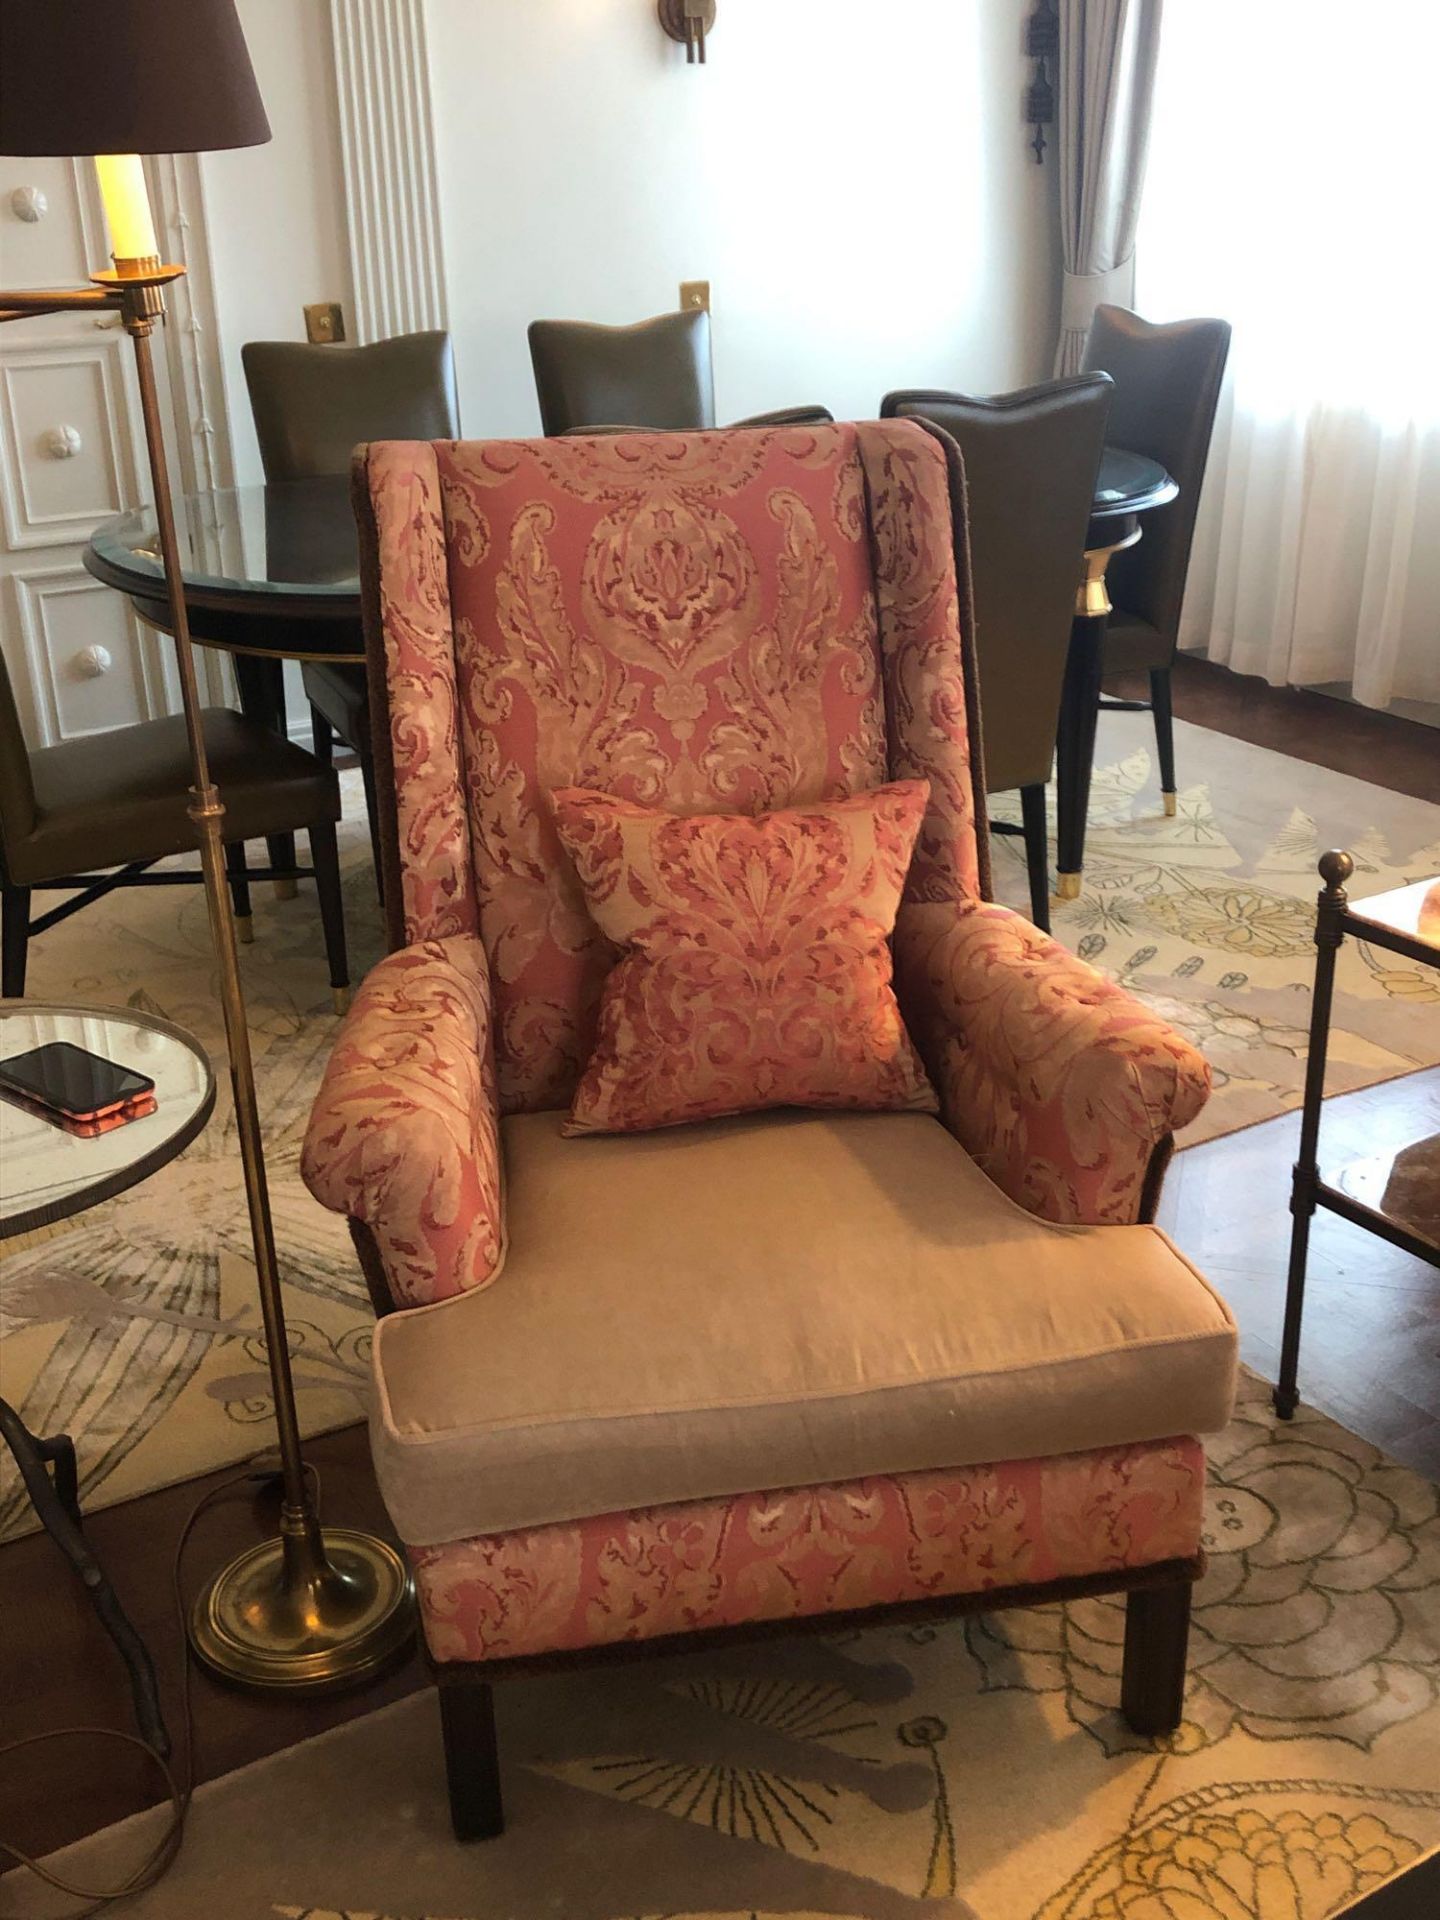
[[658, 0, 716, 65], [328, 0, 449, 342], [1026, 0, 1058, 162], [42, 423, 83, 459], [9, 185, 47, 223]]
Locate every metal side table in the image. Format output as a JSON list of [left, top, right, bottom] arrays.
[[1274, 855, 1440, 1419]]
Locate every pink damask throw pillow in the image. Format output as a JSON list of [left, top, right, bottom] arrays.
[[551, 780, 939, 1135]]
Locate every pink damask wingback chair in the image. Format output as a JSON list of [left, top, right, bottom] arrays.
[[302, 420, 1237, 1841]]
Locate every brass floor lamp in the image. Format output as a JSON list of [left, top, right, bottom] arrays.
[[0, 0, 413, 1690]]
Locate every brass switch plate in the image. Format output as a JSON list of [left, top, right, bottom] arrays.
[[304, 301, 346, 344], [680, 279, 711, 314]]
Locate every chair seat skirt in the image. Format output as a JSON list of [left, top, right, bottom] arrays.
[[371, 1110, 1234, 1662]]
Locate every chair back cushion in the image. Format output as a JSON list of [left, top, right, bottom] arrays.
[[528, 309, 716, 436], [1082, 306, 1231, 650], [243, 331, 459, 482], [358, 421, 986, 1112], [883, 375, 1114, 794]]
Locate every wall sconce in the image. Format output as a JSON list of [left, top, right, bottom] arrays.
[[659, 0, 716, 65], [1025, 1, 1058, 162]]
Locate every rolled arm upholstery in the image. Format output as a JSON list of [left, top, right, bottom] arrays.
[[301, 935, 503, 1307], [896, 900, 1211, 1226]]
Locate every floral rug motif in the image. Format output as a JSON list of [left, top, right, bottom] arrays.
[[2, 721, 1437, 1537], [6, 1375, 1436, 1920]]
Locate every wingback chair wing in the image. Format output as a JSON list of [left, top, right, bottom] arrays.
[[301, 421, 1236, 1842], [882, 375, 1115, 932]]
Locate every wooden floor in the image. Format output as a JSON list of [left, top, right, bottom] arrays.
[[2, 665, 1436, 1866]]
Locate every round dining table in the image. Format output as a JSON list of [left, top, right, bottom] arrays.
[[85, 445, 1177, 902]]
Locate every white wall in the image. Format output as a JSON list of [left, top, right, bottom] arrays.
[[202, 0, 354, 485], [428, 0, 1058, 434]]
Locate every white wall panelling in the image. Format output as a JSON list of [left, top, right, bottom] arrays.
[[12, 565, 173, 744], [0, 337, 144, 549], [328, 0, 448, 342]]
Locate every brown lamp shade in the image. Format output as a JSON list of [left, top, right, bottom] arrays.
[[0, 0, 270, 156]]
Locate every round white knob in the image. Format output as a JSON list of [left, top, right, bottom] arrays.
[[10, 186, 47, 223], [76, 645, 113, 678], [43, 424, 83, 459]]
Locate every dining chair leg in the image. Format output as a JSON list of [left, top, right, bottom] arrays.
[[1054, 614, 1106, 900], [307, 818, 351, 1014], [1019, 784, 1051, 933], [1150, 668, 1177, 816], [1, 884, 30, 998], [359, 748, 385, 909], [224, 840, 254, 945]]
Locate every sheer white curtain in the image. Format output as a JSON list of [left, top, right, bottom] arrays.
[[1137, 1, 1440, 711]]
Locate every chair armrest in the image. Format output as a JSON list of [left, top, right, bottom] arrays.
[[301, 935, 503, 1308], [896, 900, 1211, 1225]]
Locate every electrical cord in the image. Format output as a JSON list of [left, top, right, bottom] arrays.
[[0, 1461, 319, 1918]]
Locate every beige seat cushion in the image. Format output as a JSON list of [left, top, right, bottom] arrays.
[[372, 1110, 1237, 1545]]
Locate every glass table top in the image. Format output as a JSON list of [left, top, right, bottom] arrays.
[[1348, 876, 1440, 953], [89, 475, 361, 603], [1094, 445, 1177, 513], [0, 1003, 215, 1239]]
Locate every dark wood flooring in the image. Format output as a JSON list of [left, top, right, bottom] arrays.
[[2, 667, 1437, 1867]]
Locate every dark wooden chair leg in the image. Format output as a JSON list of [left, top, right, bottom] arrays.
[[438, 1672, 505, 1841], [224, 840, 254, 945], [307, 818, 350, 1013], [2, 883, 30, 997], [1019, 783, 1051, 933], [1150, 667, 1177, 816], [359, 747, 385, 908], [1121, 1580, 1192, 1736]]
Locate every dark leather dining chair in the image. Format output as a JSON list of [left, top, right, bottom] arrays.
[[1081, 306, 1231, 815], [882, 375, 1114, 931], [527, 309, 832, 435], [241, 331, 461, 893], [0, 650, 348, 1006]]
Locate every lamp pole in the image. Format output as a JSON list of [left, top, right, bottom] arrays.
[[1, 259, 413, 1692]]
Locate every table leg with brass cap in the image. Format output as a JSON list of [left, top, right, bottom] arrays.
[[1054, 526, 1141, 903]]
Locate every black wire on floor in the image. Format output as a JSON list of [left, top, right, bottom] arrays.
[[0, 1463, 319, 1919]]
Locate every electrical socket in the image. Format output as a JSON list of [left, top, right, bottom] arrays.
[[679, 280, 711, 314], [304, 301, 346, 344]]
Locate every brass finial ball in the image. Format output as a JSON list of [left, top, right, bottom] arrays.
[[1318, 849, 1355, 889]]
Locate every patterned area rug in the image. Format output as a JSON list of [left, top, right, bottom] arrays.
[[5, 1373, 1437, 1920], [1, 719, 1437, 1538]]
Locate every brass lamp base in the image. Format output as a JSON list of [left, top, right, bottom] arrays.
[[190, 1519, 415, 1692]]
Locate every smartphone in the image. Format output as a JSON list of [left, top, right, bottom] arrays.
[[0, 1041, 157, 1137]]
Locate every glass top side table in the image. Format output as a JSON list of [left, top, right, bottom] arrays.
[[1274, 859, 1440, 1419], [1, 1001, 215, 1241], [0, 999, 215, 1757]]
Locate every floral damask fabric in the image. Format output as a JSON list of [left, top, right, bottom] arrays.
[[359, 442, 479, 947], [854, 421, 983, 908], [551, 779, 938, 1133], [895, 899, 1212, 1226], [359, 422, 982, 1114], [411, 1434, 1205, 1663], [300, 936, 503, 1306]]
